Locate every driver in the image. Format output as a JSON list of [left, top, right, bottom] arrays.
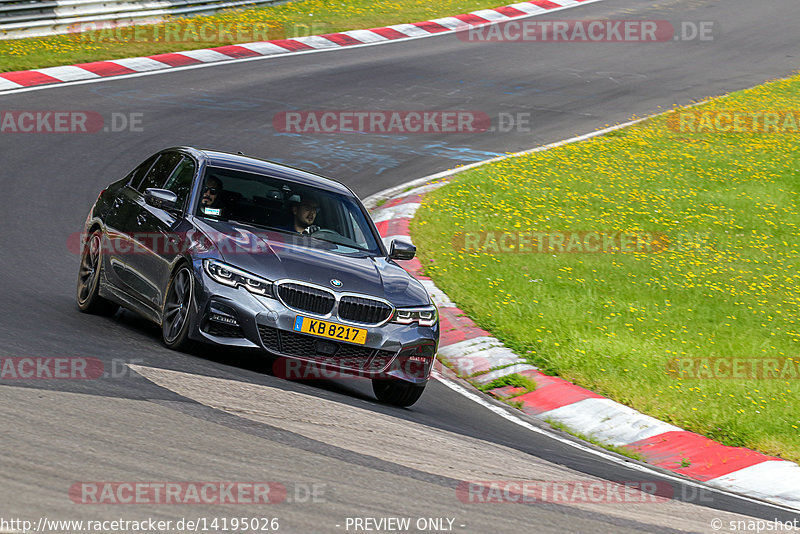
[[288, 196, 320, 233], [200, 176, 224, 215]]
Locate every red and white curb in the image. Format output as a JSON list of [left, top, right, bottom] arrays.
[[366, 158, 800, 513], [0, 0, 602, 93]]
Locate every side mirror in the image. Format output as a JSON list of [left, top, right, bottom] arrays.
[[144, 188, 179, 211], [388, 239, 416, 260]]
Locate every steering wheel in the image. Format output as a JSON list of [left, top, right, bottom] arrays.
[[303, 226, 338, 237]]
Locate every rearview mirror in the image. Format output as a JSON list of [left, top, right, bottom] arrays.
[[144, 188, 179, 211], [388, 239, 416, 260]]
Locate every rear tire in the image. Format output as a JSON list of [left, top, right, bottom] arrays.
[[372, 379, 426, 407], [162, 265, 196, 352], [76, 230, 119, 316]]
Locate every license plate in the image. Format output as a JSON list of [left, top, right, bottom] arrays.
[[293, 316, 367, 345]]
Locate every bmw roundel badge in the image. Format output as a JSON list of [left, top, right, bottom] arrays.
[[330, 279, 343, 288]]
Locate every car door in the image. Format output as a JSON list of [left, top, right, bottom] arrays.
[[103, 154, 158, 296], [141, 155, 197, 312], [106, 151, 184, 309]]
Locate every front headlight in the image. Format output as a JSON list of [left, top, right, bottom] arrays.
[[391, 305, 438, 327], [203, 259, 274, 297]]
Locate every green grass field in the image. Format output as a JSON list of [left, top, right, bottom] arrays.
[[1, 0, 503, 72], [412, 75, 800, 462]]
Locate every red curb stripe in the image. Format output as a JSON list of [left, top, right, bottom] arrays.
[[438, 307, 491, 346], [320, 33, 365, 47], [626, 431, 777, 481], [386, 217, 411, 237], [78, 61, 137, 77], [529, 0, 563, 8], [374, 220, 389, 236], [492, 6, 529, 17], [369, 27, 413, 40], [453, 13, 492, 26], [381, 197, 407, 209], [395, 194, 425, 205], [269, 39, 315, 52], [0, 70, 62, 87], [209, 45, 261, 59], [147, 53, 203, 67], [412, 21, 452, 34], [515, 376, 604, 415]]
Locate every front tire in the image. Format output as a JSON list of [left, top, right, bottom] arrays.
[[372, 379, 426, 407], [162, 265, 196, 352], [76, 230, 118, 316]]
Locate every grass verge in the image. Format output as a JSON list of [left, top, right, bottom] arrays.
[[478, 372, 538, 394], [413, 74, 800, 462], [3, 0, 505, 72]]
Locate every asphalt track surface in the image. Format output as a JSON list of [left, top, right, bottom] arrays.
[[2, 0, 800, 531]]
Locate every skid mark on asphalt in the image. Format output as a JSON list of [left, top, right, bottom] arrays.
[[272, 133, 501, 175]]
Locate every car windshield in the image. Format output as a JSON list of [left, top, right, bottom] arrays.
[[195, 166, 382, 255]]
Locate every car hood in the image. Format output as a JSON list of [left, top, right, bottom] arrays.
[[193, 218, 430, 307]]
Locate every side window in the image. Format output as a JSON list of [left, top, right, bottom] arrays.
[[163, 157, 196, 210], [347, 210, 368, 248], [127, 154, 159, 189], [136, 152, 183, 193]]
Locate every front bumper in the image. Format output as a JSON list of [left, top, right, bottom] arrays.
[[187, 260, 439, 384]]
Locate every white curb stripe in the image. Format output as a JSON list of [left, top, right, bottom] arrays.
[[477, 346, 525, 363], [707, 461, 800, 509], [112, 57, 172, 72], [36, 65, 100, 81], [471, 363, 539, 385], [438, 336, 503, 356], [549, 0, 581, 6], [292, 35, 340, 49], [341, 29, 390, 43], [538, 398, 684, 446], [428, 16, 471, 30], [470, 9, 512, 22], [507, 2, 548, 14], [387, 23, 434, 37], [419, 280, 457, 308], [175, 49, 233, 62], [371, 202, 420, 223], [0, 78, 23, 90], [237, 42, 292, 55]]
